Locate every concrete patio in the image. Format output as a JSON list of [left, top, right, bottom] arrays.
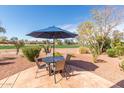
[[0, 65, 120, 88]]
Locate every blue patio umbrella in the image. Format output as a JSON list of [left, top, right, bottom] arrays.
[[27, 26, 77, 39], [27, 26, 78, 83], [27, 26, 78, 57]]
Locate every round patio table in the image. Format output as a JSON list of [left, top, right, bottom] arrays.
[[42, 56, 65, 76]]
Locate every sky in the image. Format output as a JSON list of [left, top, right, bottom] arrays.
[[0, 5, 123, 41]]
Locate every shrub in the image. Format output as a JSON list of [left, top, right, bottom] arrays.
[[96, 36, 111, 52], [79, 46, 90, 54], [115, 46, 124, 56], [42, 45, 52, 55], [67, 53, 76, 57], [119, 60, 124, 71], [54, 52, 63, 56], [22, 46, 41, 62], [106, 48, 116, 57]]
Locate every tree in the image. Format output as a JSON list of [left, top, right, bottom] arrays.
[[0, 26, 6, 41], [111, 30, 124, 47], [55, 39, 63, 45], [0, 25, 6, 47], [64, 39, 72, 45], [42, 44, 52, 55], [14, 40, 25, 55], [0, 36, 7, 41], [77, 6, 124, 62], [96, 36, 111, 52], [10, 37, 24, 55], [78, 22, 100, 62], [91, 6, 124, 54], [70, 39, 75, 44], [0, 26, 6, 33], [10, 37, 18, 41]]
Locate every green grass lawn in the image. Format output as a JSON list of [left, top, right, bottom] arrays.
[[0, 44, 79, 49], [55, 45, 79, 48], [0, 45, 16, 49]]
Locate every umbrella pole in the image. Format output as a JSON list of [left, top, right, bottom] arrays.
[[53, 39, 55, 57], [53, 38, 57, 83]]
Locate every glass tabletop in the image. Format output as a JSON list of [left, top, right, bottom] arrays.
[[42, 56, 65, 63]]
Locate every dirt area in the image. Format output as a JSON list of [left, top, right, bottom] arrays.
[[56, 48, 124, 88], [0, 48, 124, 87], [0, 50, 35, 80]]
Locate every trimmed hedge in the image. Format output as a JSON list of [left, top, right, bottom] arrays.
[[22, 46, 41, 62]]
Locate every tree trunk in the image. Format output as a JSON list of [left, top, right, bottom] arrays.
[[100, 40, 105, 54], [16, 48, 19, 55]]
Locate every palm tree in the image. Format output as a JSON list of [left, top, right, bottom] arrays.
[[0, 26, 6, 53], [0, 26, 6, 33], [10, 37, 18, 41], [0, 26, 6, 42]]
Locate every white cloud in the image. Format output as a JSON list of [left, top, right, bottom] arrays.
[[116, 23, 124, 31], [58, 23, 78, 33], [28, 38, 45, 41]]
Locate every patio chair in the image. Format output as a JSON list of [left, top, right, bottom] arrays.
[[52, 60, 67, 83], [35, 58, 48, 78], [65, 54, 73, 72]]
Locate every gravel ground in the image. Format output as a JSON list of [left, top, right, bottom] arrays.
[[0, 48, 124, 87], [55, 48, 124, 87], [0, 51, 35, 80]]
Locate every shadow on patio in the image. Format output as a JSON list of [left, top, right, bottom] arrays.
[[69, 60, 99, 71], [110, 80, 124, 88], [0, 62, 15, 65], [54, 59, 99, 83], [0, 57, 16, 61]]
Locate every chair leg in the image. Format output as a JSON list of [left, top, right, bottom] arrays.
[[45, 64, 49, 71], [66, 64, 72, 75], [36, 68, 39, 73], [53, 70, 56, 84], [60, 70, 62, 73], [64, 67, 70, 79], [63, 70, 67, 80], [46, 67, 48, 71], [67, 64, 71, 72], [35, 69, 39, 78], [48, 64, 52, 76], [69, 65, 73, 75]]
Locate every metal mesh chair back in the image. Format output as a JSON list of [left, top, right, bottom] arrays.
[[65, 54, 72, 64], [55, 60, 65, 71], [35, 58, 45, 69]]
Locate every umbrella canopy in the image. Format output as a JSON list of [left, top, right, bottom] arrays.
[[27, 26, 78, 39], [27, 26, 78, 60]]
